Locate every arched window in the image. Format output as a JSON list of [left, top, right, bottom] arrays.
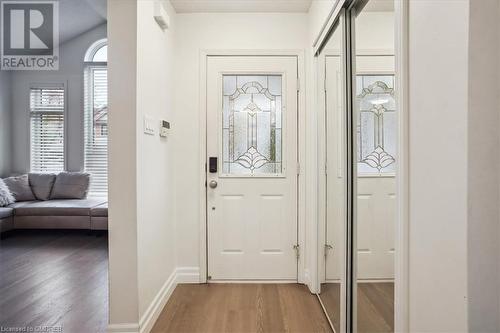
[[84, 39, 107, 62], [84, 39, 108, 196]]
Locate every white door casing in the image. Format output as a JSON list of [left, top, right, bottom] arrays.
[[206, 56, 298, 281], [325, 55, 346, 283]]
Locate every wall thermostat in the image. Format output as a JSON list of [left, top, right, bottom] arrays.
[[160, 120, 170, 137]]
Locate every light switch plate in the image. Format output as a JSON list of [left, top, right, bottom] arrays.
[[144, 116, 155, 135]]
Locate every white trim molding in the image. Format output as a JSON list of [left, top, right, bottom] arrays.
[[394, 0, 410, 331], [138, 270, 177, 333], [108, 269, 178, 333], [107, 267, 202, 333], [176, 266, 201, 283], [107, 323, 140, 333]]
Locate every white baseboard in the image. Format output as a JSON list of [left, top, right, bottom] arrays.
[[107, 323, 140, 333], [208, 279, 297, 283], [357, 278, 395, 283], [139, 269, 177, 333], [176, 266, 200, 283], [108, 267, 201, 333]]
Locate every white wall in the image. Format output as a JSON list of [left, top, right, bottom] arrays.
[[108, 0, 177, 330], [467, 0, 500, 331], [136, 0, 177, 322], [173, 13, 309, 272], [10, 24, 107, 173], [108, 0, 139, 326], [408, 1, 469, 331], [0, 71, 11, 177]]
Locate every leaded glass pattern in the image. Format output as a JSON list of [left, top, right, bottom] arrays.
[[222, 75, 283, 175], [356, 75, 396, 174]]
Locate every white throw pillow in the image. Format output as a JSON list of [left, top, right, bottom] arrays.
[[0, 178, 15, 207]]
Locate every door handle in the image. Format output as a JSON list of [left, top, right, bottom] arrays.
[[209, 180, 218, 189]]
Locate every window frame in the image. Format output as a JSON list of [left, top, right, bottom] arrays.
[[28, 82, 68, 173], [84, 38, 107, 63], [83, 39, 108, 197]]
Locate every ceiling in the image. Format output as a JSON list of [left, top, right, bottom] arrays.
[[0, 0, 106, 44], [170, 0, 314, 13], [58, 0, 107, 43]]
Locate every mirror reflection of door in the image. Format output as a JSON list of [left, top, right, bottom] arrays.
[[354, 1, 396, 332], [317, 14, 347, 333]]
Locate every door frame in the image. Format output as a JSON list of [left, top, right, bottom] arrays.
[[313, 0, 410, 331], [198, 49, 307, 284], [317, 47, 348, 333]]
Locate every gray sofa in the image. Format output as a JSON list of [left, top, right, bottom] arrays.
[[0, 173, 108, 233]]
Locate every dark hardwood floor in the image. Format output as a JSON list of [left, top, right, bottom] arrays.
[[0, 230, 108, 333], [152, 283, 333, 333], [319, 282, 394, 333]]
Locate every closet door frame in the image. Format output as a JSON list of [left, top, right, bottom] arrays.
[[314, 0, 410, 332]]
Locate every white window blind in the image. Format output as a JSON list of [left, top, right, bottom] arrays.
[[30, 87, 65, 172], [84, 66, 108, 196]]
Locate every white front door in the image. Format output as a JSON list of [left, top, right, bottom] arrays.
[[206, 56, 298, 281]]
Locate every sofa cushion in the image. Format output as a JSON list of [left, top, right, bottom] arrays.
[[3, 175, 36, 201], [8, 201, 38, 209], [12, 198, 106, 217], [29, 173, 57, 200], [50, 172, 90, 199], [0, 179, 15, 207], [0, 207, 13, 219], [91, 202, 108, 217], [14, 216, 90, 230]]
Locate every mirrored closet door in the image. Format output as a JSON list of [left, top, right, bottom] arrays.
[[317, 10, 348, 333], [353, 1, 396, 332], [317, 1, 396, 332]]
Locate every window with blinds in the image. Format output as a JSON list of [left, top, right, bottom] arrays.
[[30, 87, 65, 173], [84, 66, 108, 197]]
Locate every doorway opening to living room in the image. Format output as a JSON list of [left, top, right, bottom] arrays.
[[0, 0, 109, 331]]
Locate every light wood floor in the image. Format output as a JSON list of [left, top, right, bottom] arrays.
[[320, 282, 394, 333], [152, 283, 333, 333], [0, 230, 108, 333]]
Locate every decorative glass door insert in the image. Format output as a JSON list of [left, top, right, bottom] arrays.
[[222, 75, 283, 176], [356, 74, 396, 174]]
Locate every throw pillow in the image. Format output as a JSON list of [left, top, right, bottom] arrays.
[[0, 179, 15, 207], [29, 173, 57, 201], [50, 172, 90, 199], [3, 174, 36, 201]]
